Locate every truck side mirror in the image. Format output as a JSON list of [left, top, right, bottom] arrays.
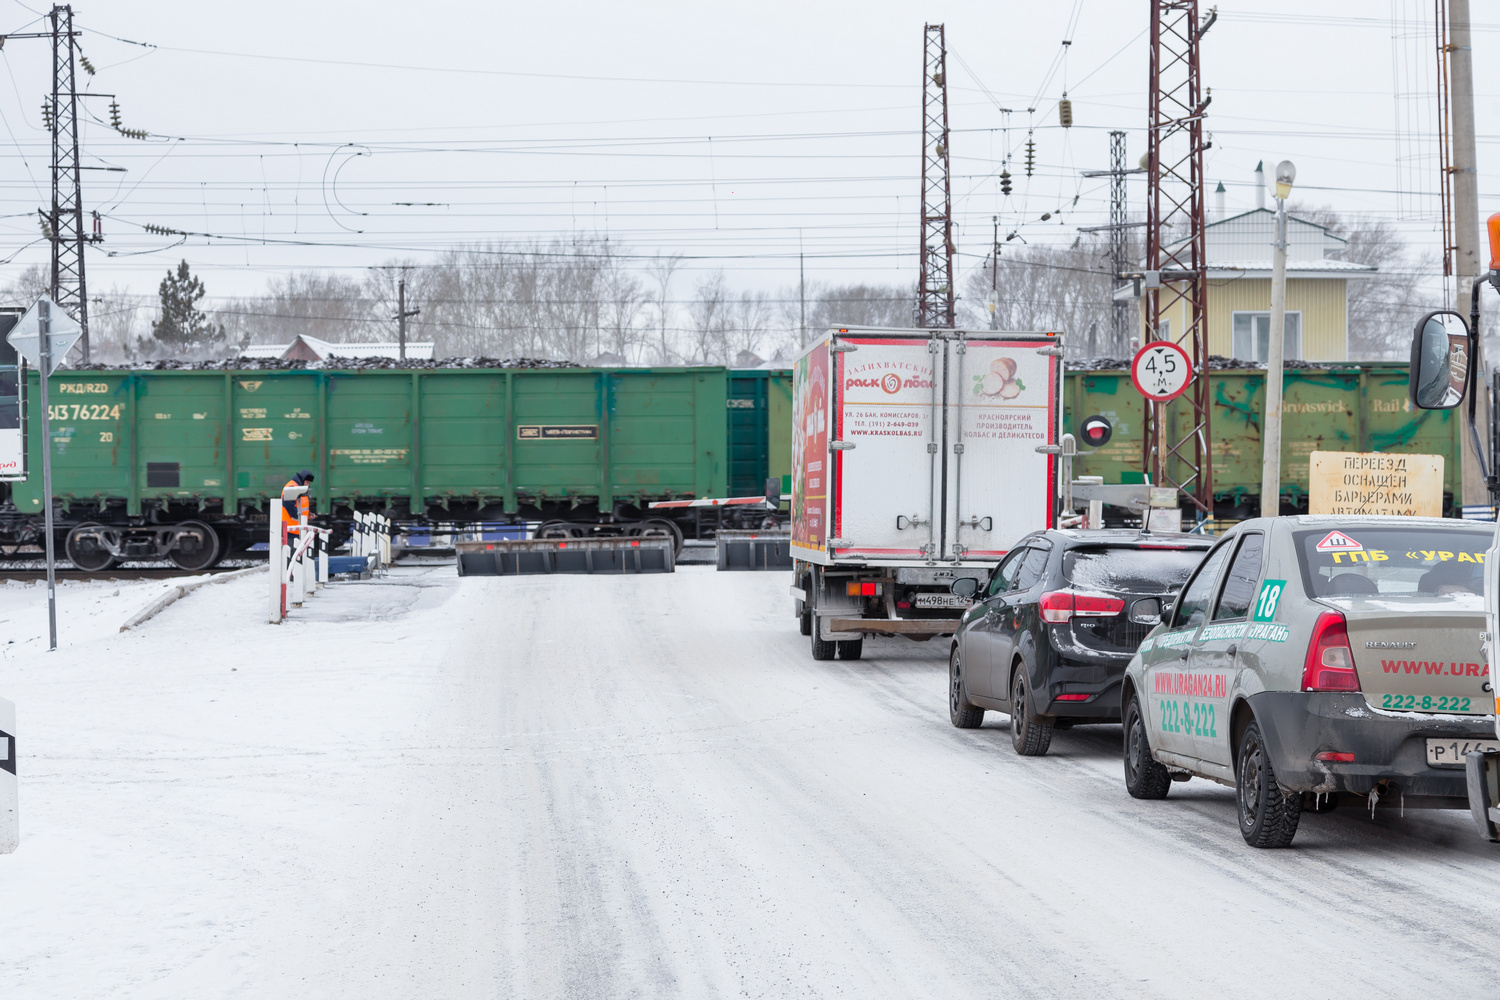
[[1410, 310, 1471, 410], [949, 577, 978, 598]]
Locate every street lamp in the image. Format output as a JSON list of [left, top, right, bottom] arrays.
[[1261, 159, 1295, 517]]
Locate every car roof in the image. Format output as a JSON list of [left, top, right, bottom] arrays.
[[1038, 528, 1214, 547], [1228, 514, 1495, 534]]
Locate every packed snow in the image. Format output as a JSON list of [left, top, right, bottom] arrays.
[[0, 563, 1497, 997]]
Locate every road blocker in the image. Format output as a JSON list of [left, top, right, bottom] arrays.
[[456, 536, 675, 576], [715, 530, 792, 571]]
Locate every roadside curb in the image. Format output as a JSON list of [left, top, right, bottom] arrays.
[[119, 565, 267, 632]]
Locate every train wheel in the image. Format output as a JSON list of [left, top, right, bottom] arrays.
[[634, 518, 683, 558], [167, 520, 221, 572], [64, 523, 117, 572], [536, 520, 584, 540]]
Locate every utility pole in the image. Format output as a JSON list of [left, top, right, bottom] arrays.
[[799, 229, 806, 347], [394, 273, 419, 361], [48, 5, 89, 363], [1144, 0, 1215, 517], [1261, 161, 1296, 518], [1442, 0, 1487, 504], [917, 23, 955, 329], [989, 216, 999, 330]]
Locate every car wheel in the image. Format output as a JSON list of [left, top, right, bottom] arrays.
[[837, 639, 863, 660], [1010, 666, 1053, 756], [1123, 694, 1171, 799], [949, 647, 984, 729], [1236, 719, 1302, 848]]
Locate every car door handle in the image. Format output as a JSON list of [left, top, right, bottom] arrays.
[[1227, 644, 1238, 658]]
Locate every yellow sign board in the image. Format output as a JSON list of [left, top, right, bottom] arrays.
[[1308, 451, 1443, 517]]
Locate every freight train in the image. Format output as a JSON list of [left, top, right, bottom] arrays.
[[0, 362, 791, 570], [0, 354, 1461, 571]]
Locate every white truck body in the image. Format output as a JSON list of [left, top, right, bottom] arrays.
[[789, 327, 1061, 644]]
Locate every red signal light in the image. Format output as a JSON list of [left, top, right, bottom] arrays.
[[1315, 751, 1356, 763]]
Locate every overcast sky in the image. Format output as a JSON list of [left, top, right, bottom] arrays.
[[0, 0, 1494, 308]]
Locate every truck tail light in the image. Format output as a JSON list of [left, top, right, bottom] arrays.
[[1302, 611, 1361, 692], [1039, 590, 1125, 623], [846, 582, 881, 596]]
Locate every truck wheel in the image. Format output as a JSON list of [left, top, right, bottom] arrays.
[[811, 628, 836, 661], [1236, 719, 1302, 848], [949, 647, 984, 729], [837, 639, 863, 660], [1010, 668, 1053, 756], [1123, 694, 1171, 799]]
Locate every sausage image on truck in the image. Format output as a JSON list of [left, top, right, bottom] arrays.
[[789, 326, 1063, 660]]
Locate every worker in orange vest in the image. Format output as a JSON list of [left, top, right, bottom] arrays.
[[282, 470, 314, 534]]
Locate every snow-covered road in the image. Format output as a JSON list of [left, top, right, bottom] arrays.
[[2, 564, 1498, 997]]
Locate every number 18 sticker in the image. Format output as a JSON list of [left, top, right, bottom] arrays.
[[1252, 579, 1286, 622], [1130, 341, 1193, 403]]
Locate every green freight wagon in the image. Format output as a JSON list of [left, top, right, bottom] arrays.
[[727, 369, 792, 498], [1062, 363, 1463, 518], [3, 364, 734, 570]]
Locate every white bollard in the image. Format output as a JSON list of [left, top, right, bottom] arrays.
[[0, 695, 15, 854], [269, 510, 284, 624], [317, 529, 329, 589]]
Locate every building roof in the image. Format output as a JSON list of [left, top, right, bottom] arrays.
[[240, 334, 435, 361], [1205, 258, 1377, 276]]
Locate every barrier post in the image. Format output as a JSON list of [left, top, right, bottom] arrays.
[[269, 504, 284, 624], [317, 529, 329, 588], [0, 694, 16, 854]]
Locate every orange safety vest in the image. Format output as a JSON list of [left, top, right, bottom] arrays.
[[281, 478, 311, 530]]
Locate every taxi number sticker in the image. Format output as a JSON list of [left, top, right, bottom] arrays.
[[1252, 579, 1286, 622]]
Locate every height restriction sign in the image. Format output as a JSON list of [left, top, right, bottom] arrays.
[[1130, 341, 1193, 403]]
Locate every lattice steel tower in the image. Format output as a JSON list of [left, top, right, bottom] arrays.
[[916, 23, 955, 329], [1108, 130, 1130, 355], [1143, 1, 1214, 514], [48, 4, 89, 361]]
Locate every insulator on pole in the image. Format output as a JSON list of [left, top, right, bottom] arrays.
[[1000, 169, 1012, 195], [40, 98, 51, 128], [1024, 136, 1036, 177], [1058, 95, 1073, 128], [109, 100, 121, 128], [79, 54, 95, 75]]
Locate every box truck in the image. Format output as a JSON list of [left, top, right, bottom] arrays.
[[790, 326, 1062, 659]]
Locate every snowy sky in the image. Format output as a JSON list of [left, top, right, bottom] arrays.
[[0, 0, 1494, 305]]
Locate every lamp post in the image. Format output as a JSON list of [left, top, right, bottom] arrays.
[[1260, 159, 1295, 518]]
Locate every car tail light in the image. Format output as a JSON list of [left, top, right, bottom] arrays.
[[1039, 590, 1125, 623], [1302, 610, 1361, 692], [1315, 751, 1355, 763], [1055, 693, 1091, 702]]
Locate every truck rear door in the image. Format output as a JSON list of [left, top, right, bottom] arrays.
[[945, 335, 1059, 563]]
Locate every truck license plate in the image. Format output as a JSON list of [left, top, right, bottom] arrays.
[[1426, 738, 1500, 767], [915, 593, 971, 609]]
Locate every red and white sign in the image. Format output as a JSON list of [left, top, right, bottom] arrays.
[[1131, 341, 1193, 403], [1314, 530, 1363, 552]]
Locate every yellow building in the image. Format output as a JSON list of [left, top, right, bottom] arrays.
[[1126, 208, 1376, 362]]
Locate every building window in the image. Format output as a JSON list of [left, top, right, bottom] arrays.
[[1231, 311, 1301, 362]]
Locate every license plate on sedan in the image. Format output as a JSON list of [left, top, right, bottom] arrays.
[[915, 593, 971, 609], [1426, 738, 1500, 767]]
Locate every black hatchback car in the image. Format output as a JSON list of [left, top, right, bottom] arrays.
[[947, 529, 1214, 755]]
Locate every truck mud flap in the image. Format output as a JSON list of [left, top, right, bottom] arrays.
[[716, 530, 792, 571], [455, 538, 675, 576], [827, 617, 962, 636]]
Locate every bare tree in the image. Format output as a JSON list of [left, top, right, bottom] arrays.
[[646, 254, 683, 364], [686, 270, 731, 363]]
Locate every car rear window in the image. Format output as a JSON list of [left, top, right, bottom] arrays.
[[1294, 525, 1494, 599], [1061, 545, 1208, 595]]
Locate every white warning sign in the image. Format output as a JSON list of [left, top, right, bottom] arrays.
[[1314, 530, 1363, 553]]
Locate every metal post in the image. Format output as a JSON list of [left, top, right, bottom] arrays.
[[397, 278, 407, 361], [1448, 0, 1487, 504], [1108, 130, 1128, 354], [1261, 198, 1289, 517], [38, 300, 57, 650], [798, 230, 806, 348], [990, 216, 999, 331], [48, 5, 88, 364]]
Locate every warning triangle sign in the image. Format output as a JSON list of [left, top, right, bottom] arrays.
[[1315, 530, 1363, 552]]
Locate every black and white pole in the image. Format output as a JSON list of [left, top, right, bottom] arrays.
[[38, 299, 57, 651], [0, 694, 15, 853]]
